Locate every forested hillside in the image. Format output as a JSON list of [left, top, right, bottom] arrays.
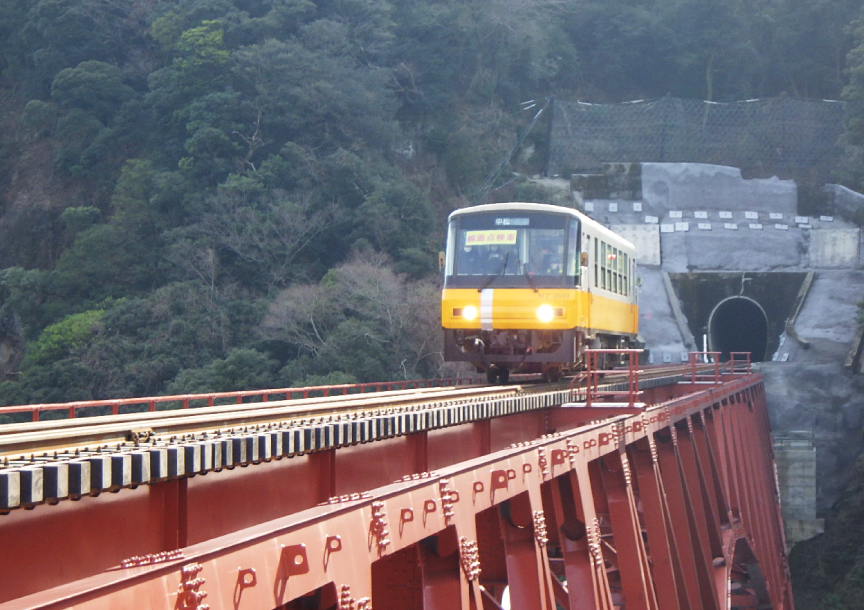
[[1, 0, 864, 406]]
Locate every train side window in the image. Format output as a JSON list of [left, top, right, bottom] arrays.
[[616, 248, 622, 295], [609, 247, 615, 293], [621, 252, 628, 296], [594, 238, 599, 287], [609, 244, 614, 291], [600, 242, 607, 290], [624, 252, 630, 296]]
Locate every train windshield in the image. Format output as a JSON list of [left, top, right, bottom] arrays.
[[445, 211, 580, 288]]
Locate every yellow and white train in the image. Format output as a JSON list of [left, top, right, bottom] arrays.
[[441, 202, 639, 383]]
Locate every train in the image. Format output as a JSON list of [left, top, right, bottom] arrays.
[[441, 202, 639, 383]]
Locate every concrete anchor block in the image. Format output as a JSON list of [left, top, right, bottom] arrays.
[[167, 446, 185, 478], [88, 455, 112, 491], [111, 454, 132, 488], [67, 460, 91, 496], [42, 462, 69, 501], [149, 447, 168, 481], [0, 470, 21, 509], [19, 467, 43, 505], [131, 452, 150, 485]]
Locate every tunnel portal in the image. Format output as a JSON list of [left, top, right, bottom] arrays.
[[708, 296, 769, 362], [670, 272, 807, 365]]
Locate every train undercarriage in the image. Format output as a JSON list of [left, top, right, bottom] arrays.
[[443, 328, 637, 383]]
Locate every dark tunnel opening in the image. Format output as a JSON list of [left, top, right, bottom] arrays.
[[708, 297, 769, 362]]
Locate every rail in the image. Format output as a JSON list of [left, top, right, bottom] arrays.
[[0, 375, 497, 423]]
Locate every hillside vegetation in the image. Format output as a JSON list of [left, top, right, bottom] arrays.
[[4, 1, 864, 606], [1, 0, 864, 406]]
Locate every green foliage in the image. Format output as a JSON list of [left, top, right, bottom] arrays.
[[842, 7, 864, 189], [231, 37, 399, 152], [0, 359, 102, 407], [166, 348, 278, 393], [0, 267, 56, 336], [26, 309, 104, 366], [261, 256, 444, 383], [2, 0, 864, 412], [21, 99, 57, 138], [149, 7, 188, 53], [60, 206, 101, 235], [51, 61, 134, 123], [172, 21, 231, 92], [292, 371, 358, 388]]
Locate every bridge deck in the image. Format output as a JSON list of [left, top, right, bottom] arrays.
[[0, 365, 792, 609]]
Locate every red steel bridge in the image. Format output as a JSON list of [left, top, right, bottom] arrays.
[[0, 352, 792, 609]]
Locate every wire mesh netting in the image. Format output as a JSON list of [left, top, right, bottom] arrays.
[[546, 97, 851, 182]]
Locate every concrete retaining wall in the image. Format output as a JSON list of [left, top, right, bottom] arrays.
[[611, 224, 661, 266], [642, 163, 798, 214]]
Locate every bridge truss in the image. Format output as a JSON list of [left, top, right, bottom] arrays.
[[0, 363, 792, 609]]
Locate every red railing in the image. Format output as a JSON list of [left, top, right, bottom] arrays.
[[0, 376, 484, 423], [570, 348, 643, 407], [729, 351, 753, 373], [688, 351, 752, 382]]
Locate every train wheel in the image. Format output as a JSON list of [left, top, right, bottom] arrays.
[[486, 366, 510, 384], [543, 367, 561, 383]]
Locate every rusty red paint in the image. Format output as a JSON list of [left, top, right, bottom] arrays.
[[0, 371, 793, 609]]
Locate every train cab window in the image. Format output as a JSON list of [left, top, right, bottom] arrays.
[[567, 221, 581, 284], [445, 210, 581, 288]]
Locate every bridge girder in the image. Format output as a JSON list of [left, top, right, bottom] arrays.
[[0, 374, 793, 610]]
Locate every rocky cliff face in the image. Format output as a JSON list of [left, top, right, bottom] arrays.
[[0, 94, 82, 271], [789, 452, 864, 609], [0, 310, 23, 381]]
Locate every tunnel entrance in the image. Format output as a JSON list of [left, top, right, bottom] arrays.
[[708, 296, 769, 362], [670, 272, 808, 365]]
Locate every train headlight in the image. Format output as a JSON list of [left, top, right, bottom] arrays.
[[462, 305, 478, 321], [536, 304, 555, 323]]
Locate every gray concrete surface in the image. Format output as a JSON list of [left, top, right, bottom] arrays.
[[642, 163, 798, 214], [573, 163, 864, 526]]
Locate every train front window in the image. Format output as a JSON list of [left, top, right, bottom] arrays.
[[446, 212, 580, 287]]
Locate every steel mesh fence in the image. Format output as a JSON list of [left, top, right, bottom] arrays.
[[546, 97, 851, 182]]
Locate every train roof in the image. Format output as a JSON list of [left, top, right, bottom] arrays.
[[448, 202, 635, 251]]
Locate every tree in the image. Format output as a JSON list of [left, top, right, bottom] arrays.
[[166, 348, 278, 393], [22, 0, 148, 95], [842, 5, 864, 189], [174, 184, 337, 289], [232, 37, 400, 153], [25, 309, 104, 366], [260, 254, 444, 382], [51, 60, 135, 123]]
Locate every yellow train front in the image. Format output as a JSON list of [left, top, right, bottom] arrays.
[[442, 202, 639, 383]]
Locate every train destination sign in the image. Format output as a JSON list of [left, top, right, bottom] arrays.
[[465, 230, 518, 245]]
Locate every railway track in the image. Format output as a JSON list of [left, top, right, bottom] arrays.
[[0, 385, 524, 458], [0, 362, 726, 512]]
